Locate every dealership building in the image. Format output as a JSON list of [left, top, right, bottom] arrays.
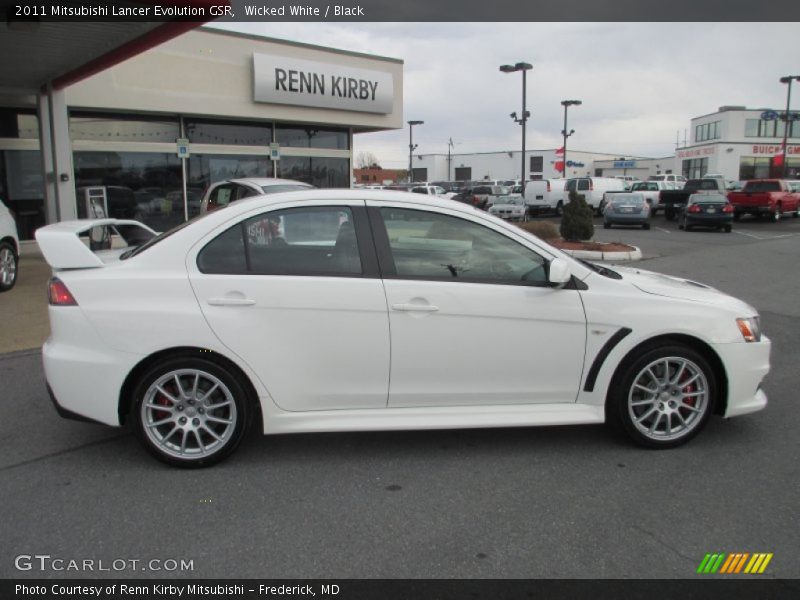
[[414, 106, 799, 185], [0, 26, 403, 240]]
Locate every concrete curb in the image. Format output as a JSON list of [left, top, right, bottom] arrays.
[[558, 245, 642, 262]]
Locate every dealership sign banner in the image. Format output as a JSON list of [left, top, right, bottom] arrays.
[[253, 53, 394, 114], [677, 146, 716, 159]]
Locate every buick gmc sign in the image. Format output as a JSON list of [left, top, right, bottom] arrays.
[[253, 53, 394, 114]]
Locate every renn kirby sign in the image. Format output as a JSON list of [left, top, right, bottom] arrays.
[[253, 53, 394, 114]]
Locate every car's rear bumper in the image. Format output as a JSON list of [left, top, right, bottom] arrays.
[[713, 336, 771, 418], [605, 215, 648, 224], [43, 306, 140, 427], [685, 214, 734, 225], [732, 205, 773, 215]]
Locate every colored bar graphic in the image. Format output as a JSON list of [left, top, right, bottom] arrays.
[[697, 552, 773, 574]]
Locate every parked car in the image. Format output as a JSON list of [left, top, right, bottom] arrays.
[[200, 178, 314, 214], [488, 195, 528, 221], [677, 192, 735, 232], [0, 198, 19, 292], [727, 179, 800, 222], [659, 178, 728, 220], [523, 179, 567, 216], [603, 193, 651, 229], [626, 180, 675, 214], [35, 189, 770, 466], [565, 177, 627, 214]]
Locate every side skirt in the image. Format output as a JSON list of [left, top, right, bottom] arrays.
[[261, 402, 605, 435]]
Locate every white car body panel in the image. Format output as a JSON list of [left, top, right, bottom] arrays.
[[37, 189, 770, 440], [0, 200, 18, 252], [523, 179, 566, 211]]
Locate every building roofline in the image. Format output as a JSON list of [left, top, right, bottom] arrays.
[[199, 25, 404, 65], [691, 107, 781, 121]]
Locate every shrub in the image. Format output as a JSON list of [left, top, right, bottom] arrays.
[[559, 191, 594, 241], [517, 220, 560, 241]]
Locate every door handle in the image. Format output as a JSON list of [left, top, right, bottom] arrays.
[[391, 303, 439, 312], [207, 297, 256, 306]]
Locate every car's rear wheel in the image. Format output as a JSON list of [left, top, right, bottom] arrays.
[[603, 222, 611, 229], [724, 224, 732, 233], [132, 357, 250, 467], [554, 201, 563, 217], [643, 223, 651, 230], [0, 241, 18, 292], [608, 344, 716, 448]]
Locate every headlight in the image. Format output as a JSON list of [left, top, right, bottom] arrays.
[[736, 317, 761, 342]]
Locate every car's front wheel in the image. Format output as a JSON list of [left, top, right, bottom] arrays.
[[132, 357, 251, 467], [0, 241, 18, 292], [608, 344, 716, 448]]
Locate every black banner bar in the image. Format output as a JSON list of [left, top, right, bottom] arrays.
[[2, 0, 800, 22], [4, 579, 800, 600]]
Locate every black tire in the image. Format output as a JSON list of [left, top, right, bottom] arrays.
[[643, 223, 651, 230], [603, 222, 611, 229], [554, 201, 563, 217], [132, 356, 251, 468], [606, 343, 717, 449], [665, 207, 675, 221], [724, 224, 732, 233], [772, 205, 781, 222], [733, 212, 741, 221], [0, 241, 18, 293]]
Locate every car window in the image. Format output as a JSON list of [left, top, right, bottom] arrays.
[[208, 184, 235, 210], [577, 180, 590, 191], [236, 185, 259, 200], [411, 187, 429, 195], [691, 194, 727, 204], [379, 207, 547, 284], [198, 206, 361, 276]]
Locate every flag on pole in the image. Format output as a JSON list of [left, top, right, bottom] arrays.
[[555, 146, 565, 155]]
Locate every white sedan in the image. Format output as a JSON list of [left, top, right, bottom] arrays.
[[0, 198, 19, 292], [36, 190, 770, 467]]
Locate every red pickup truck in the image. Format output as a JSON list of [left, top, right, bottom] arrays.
[[727, 179, 800, 222]]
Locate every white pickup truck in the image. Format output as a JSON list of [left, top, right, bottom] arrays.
[[602, 180, 675, 215]]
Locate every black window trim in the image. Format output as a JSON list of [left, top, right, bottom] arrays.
[[365, 205, 562, 289]]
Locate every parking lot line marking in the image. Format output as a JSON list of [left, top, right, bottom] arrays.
[[733, 231, 796, 240], [655, 227, 671, 234]]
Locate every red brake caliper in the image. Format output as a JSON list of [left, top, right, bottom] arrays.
[[153, 383, 174, 420], [679, 371, 696, 414]]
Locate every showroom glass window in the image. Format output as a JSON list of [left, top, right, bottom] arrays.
[[198, 206, 360, 276], [0, 108, 39, 139], [0, 109, 44, 240], [275, 125, 349, 150], [70, 112, 179, 142], [187, 154, 272, 192], [73, 152, 183, 231], [378, 208, 547, 284], [185, 118, 272, 146], [278, 157, 349, 188]]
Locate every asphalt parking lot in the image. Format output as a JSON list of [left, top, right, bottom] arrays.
[[1, 212, 799, 580]]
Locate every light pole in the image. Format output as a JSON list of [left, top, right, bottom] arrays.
[[779, 76, 800, 178], [560, 99, 582, 178], [408, 120, 424, 183], [500, 62, 533, 182]]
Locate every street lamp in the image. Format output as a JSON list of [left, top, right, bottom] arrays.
[[408, 120, 424, 183], [500, 62, 533, 182], [779, 76, 800, 178], [560, 99, 582, 178]]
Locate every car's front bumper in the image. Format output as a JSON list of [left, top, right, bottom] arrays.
[[714, 336, 771, 418]]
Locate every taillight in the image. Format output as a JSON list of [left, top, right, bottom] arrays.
[[472, 195, 479, 205], [687, 205, 702, 213], [48, 277, 78, 306], [546, 181, 551, 192], [723, 204, 734, 213]]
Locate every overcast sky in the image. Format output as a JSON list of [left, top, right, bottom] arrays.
[[215, 22, 799, 169]]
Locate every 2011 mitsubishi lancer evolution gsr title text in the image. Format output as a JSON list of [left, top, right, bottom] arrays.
[[36, 190, 770, 467]]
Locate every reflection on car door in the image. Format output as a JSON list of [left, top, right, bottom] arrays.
[[368, 203, 587, 408], [187, 201, 390, 412]]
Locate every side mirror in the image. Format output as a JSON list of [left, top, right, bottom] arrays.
[[548, 257, 572, 287]]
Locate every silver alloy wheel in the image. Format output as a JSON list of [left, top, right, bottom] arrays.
[[0, 246, 16, 287], [627, 356, 709, 442], [140, 368, 238, 460]]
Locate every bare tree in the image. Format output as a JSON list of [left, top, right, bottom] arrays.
[[356, 151, 381, 169]]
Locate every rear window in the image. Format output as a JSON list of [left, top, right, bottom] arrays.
[[611, 195, 645, 205], [690, 194, 727, 204], [743, 181, 781, 193]]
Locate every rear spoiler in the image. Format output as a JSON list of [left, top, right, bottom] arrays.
[[35, 219, 157, 269]]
